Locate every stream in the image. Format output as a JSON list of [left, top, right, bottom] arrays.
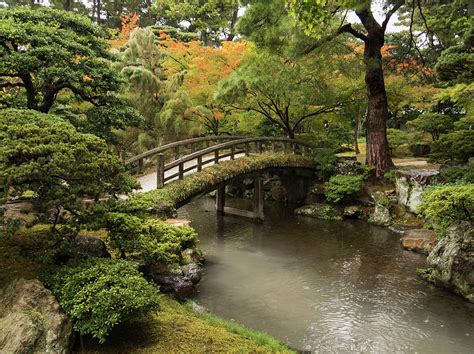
[[178, 198, 474, 353]]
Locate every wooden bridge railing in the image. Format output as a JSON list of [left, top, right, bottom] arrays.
[[124, 135, 247, 174], [126, 136, 316, 188]]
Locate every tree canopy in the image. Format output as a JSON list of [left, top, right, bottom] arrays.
[[0, 7, 142, 142]]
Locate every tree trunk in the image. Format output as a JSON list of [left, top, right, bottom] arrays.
[[360, 17, 394, 178], [227, 5, 239, 41], [354, 116, 360, 155]]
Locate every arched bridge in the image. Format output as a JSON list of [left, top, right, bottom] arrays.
[[125, 136, 317, 220]]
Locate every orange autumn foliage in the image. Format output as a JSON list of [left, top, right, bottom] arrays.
[[343, 42, 432, 77], [121, 12, 139, 40], [160, 38, 248, 108]]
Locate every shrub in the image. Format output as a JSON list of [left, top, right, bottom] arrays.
[[439, 161, 474, 184], [418, 184, 474, 235], [383, 169, 399, 185], [407, 113, 454, 141], [105, 213, 198, 266], [430, 130, 474, 163], [312, 148, 338, 180], [0, 109, 138, 232], [387, 128, 408, 155], [44, 258, 160, 343], [325, 175, 363, 203]]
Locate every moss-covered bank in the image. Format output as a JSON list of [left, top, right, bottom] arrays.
[[78, 296, 293, 353]]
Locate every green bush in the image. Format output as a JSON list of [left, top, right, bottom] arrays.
[[439, 161, 474, 184], [387, 128, 409, 155], [44, 258, 160, 343], [312, 148, 337, 180], [383, 169, 399, 185], [407, 113, 454, 141], [325, 175, 363, 203], [105, 213, 198, 266], [418, 184, 474, 235], [430, 130, 474, 163]]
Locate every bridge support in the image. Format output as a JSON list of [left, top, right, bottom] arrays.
[[215, 178, 264, 221]]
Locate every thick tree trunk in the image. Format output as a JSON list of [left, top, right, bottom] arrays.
[[360, 17, 394, 178]]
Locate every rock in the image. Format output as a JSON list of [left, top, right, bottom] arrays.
[[343, 205, 363, 218], [72, 235, 110, 259], [388, 224, 411, 235], [368, 205, 392, 226], [181, 248, 204, 265], [395, 169, 439, 213], [401, 229, 437, 255], [189, 301, 209, 314], [0, 279, 72, 353], [155, 274, 194, 300], [165, 218, 192, 228], [182, 263, 202, 284], [294, 203, 342, 221], [335, 158, 363, 176], [424, 222, 473, 303]]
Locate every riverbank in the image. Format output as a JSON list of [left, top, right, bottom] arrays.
[[0, 225, 292, 352]]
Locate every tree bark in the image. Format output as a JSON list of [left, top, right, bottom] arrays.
[[357, 10, 394, 178], [354, 116, 360, 155]]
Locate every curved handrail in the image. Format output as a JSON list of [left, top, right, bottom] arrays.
[[127, 136, 317, 188], [125, 135, 248, 165], [165, 137, 315, 170]]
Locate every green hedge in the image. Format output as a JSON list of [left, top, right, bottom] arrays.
[[419, 184, 474, 235]]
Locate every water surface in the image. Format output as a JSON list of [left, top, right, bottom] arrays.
[[179, 198, 474, 353]]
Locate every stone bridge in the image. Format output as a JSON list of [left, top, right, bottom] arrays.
[[125, 136, 317, 220]]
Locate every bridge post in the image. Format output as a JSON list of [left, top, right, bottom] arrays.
[[230, 145, 235, 160], [179, 162, 184, 179], [216, 185, 225, 215], [245, 143, 250, 156], [138, 158, 144, 175], [197, 155, 202, 172], [174, 146, 180, 160], [156, 153, 165, 188], [214, 149, 219, 164], [253, 178, 264, 221]]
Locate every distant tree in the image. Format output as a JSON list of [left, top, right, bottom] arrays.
[[152, 0, 240, 45], [215, 52, 342, 139], [407, 113, 454, 141], [0, 7, 142, 142]]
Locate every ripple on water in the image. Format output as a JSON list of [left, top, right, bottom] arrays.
[[181, 199, 474, 353]]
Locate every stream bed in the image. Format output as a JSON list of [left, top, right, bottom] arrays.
[[178, 198, 474, 353]]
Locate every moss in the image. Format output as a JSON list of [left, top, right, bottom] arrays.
[[78, 296, 293, 353], [0, 225, 56, 287]]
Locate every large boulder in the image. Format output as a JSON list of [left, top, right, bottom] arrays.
[[424, 222, 473, 303], [368, 205, 392, 226], [401, 229, 437, 255], [0, 279, 72, 353], [395, 169, 439, 213]]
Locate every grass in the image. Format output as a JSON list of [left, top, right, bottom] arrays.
[[78, 296, 293, 353]]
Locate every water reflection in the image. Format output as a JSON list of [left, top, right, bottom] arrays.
[[179, 198, 474, 353]]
